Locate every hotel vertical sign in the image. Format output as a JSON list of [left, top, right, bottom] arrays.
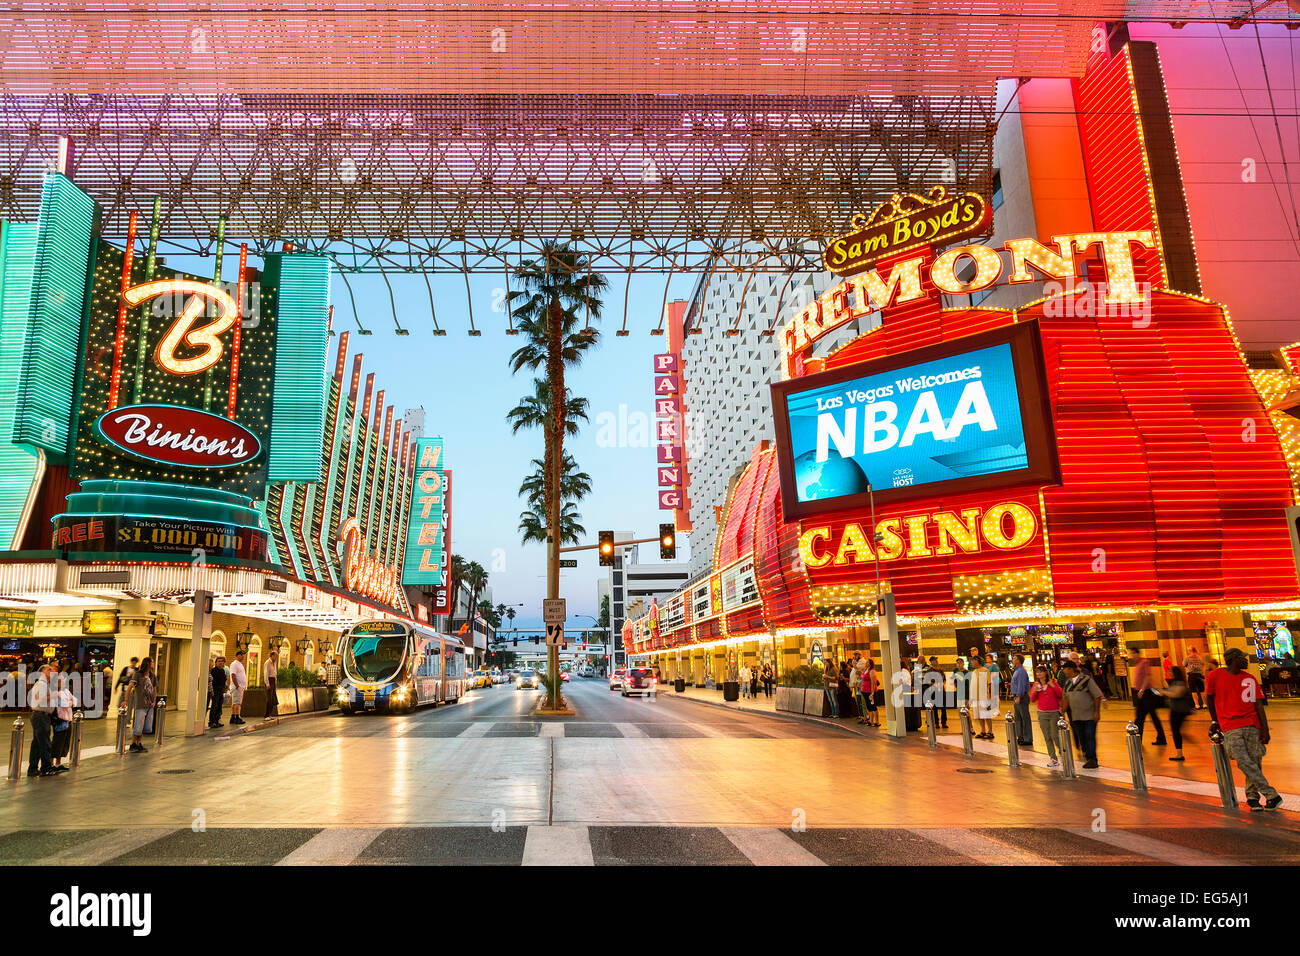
[[401, 436, 445, 586]]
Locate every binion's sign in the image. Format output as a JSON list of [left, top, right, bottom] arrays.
[[95, 403, 261, 469]]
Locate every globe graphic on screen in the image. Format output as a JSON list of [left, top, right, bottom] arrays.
[[794, 450, 870, 501]]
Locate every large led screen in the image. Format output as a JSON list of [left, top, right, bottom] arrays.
[[771, 321, 1059, 520]]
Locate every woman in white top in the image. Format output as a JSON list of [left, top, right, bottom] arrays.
[[263, 650, 279, 719]]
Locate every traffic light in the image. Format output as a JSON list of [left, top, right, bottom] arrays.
[[659, 522, 676, 560], [598, 530, 615, 566], [513, 636, 518, 646]]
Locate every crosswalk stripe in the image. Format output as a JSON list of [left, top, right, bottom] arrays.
[[1068, 828, 1237, 866], [539, 723, 564, 737], [720, 827, 826, 866], [615, 723, 648, 737], [522, 826, 594, 865], [457, 722, 493, 737], [41, 827, 178, 865], [910, 828, 1059, 866], [276, 828, 382, 865]]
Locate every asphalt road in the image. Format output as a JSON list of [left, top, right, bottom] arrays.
[[2, 676, 1297, 865]]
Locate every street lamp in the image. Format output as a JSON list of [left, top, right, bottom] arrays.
[[574, 614, 608, 675]]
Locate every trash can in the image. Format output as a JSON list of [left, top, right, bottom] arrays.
[[723, 680, 740, 702], [674, 677, 686, 693]]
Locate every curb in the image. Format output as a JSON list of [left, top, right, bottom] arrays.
[[214, 707, 335, 740], [660, 690, 875, 738]]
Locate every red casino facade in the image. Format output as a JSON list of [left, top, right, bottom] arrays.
[[626, 36, 1300, 689]]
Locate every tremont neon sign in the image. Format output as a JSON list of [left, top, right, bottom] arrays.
[[783, 228, 1156, 377]]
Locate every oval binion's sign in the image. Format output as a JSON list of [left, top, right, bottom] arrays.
[[96, 403, 262, 469]]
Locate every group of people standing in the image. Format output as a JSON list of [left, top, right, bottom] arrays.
[[738, 661, 774, 699]]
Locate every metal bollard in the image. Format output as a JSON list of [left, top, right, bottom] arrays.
[[1005, 710, 1020, 768], [1124, 721, 1148, 792], [959, 706, 974, 757], [1057, 715, 1077, 778], [115, 703, 129, 756], [69, 712, 84, 769], [1208, 723, 1239, 809], [153, 695, 168, 750], [7, 716, 24, 780], [926, 709, 938, 749]]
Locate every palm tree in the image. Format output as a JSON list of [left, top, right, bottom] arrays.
[[518, 500, 586, 546], [507, 242, 608, 707], [505, 606, 517, 629], [518, 453, 592, 510], [463, 560, 488, 635], [506, 378, 589, 438], [447, 553, 467, 631]]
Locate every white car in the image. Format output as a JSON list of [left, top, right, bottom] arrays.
[[608, 668, 627, 691]]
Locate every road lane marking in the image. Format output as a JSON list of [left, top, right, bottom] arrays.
[[615, 723, 648, 737], [41, 827, 178, 865], [276, 827, 382, 865], [522, 825, 594, 865], [539, 722, 564, 737], [720, 827, 825, 866], [910, 828, 1058, 866], [458, 722, 494, 737], [1068, 828, 1237, 866]]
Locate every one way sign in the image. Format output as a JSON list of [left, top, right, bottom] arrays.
[[545, 623, 564, 647]]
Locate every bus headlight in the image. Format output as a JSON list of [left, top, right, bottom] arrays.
[[336, 685, 350, 702]]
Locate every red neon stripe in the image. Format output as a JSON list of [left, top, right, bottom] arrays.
[[108, 210, 139, 410], [228, 243, 247, 419]]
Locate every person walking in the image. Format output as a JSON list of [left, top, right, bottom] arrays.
[[208, 655, 228, 729], [49, 671, 75, 773], [1165, 665, 1195, 762], [126, 657, 156, 753], [822, 659, 839, 718], [750, 663, 761, 701], [1030, 664, 1064, 767], [1010, 653, 1033, 746], [1161, 651, 1174, 682], [1060, 660, 1103, 768], [114, 656, 138, 711], [1207, 647, 1281, 810], [229, 649, 248, 725], [263, 650, 279, 720], [738, 661, 752, 699], [761, 662, 774, 698], [859, 658, 880, 727], [1183, 647, 1206, 709], [26, 664, 56, 777], [1131, 651, 1167, 745]]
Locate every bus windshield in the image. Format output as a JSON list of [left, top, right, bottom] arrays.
[[344, 635, 407, 682]]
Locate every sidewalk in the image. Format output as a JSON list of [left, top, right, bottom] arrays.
[[662, 683, 1300, 810]]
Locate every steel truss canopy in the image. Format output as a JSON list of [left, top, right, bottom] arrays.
[[1, 2, 1295, 276]]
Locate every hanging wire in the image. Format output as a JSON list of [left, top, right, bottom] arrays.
[[422, 269, 444, 335], [336, 269, 371, 334]]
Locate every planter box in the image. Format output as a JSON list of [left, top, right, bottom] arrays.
[[803, 688, 833, 717], [775, 686, 805, 713]]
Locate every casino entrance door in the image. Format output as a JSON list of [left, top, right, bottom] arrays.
[[149, 638, 180, 708]]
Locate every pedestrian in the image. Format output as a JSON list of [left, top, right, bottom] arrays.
[[1161, 651, 1173, 682], [1207, 648, 1281, 811], [1030, 664, 1064, 767], [822, 659, 839, 718], [263, 649, 279, 720], [1165, 665, 1194, 762], [951, 657, 970, 727], [229, 649, 248, 725], [324, 655, 341, 694], [859, 657, 879, 727], [837, 660, 855, 719], [208, 655, 228, 729], [739, 661, 752, 699], [761, 662, 774, 698], [1131, 651, 1167, 745], [971, 654, 999, 738], [1059, 660, 1102, 768], [316, 659, 328, 684], [126, 657, 156, 753], [26, 664, 57, 777], [1010, 653, 1033, 746], [49, 670, 76, 773], [750, 663, 760, 701], [1183, 646, 1206, 709], [924, 656, 948, 730], [114, 656, 138, 711]]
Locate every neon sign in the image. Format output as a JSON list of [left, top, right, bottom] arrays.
[[122, 279, 239, 376], [340, 517, 403, 607]]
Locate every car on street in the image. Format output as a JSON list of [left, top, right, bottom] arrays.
[[516, 669, 538, 690], [561, 672, 570, 682], [608, 667, 627, 691], [621, 667, 658, 697]]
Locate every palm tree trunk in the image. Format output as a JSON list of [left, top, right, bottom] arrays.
[[546, 293, 564, 708]]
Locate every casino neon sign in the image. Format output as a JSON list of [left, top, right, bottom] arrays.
[[122, 279, 240, 376], [340, 517, 403, 608]]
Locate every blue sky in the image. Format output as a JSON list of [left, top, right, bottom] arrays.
[[324, 267, 698, 629]]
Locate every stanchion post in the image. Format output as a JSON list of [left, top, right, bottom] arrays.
[[1004, 710, 1020, 768], [959, 706, 974, 757], [115, 703, 129, 756], [153, 695, 168, 750], [1057, 715, 1076, 779], [926, 708, 938, 749], [1208, 722, 1239, 809], [69, 712, 84, 769], [7, 716, 24, 780], [1124, 721, 1148, 792]]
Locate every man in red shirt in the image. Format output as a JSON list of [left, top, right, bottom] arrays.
[[1206, 647, 1280, 811]]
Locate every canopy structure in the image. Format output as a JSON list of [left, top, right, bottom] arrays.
[[1, 2, 1294, 274]]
